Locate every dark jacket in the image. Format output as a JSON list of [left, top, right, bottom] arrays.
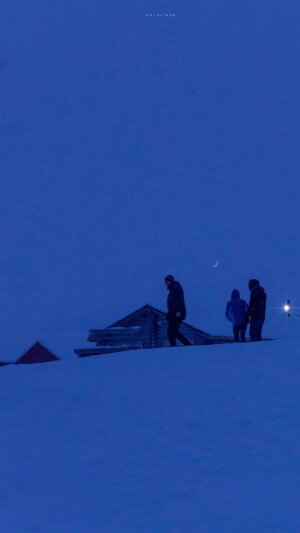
[[246, 285, 267, 321], [226, 289, 248, 326], [167, 281, 187, 321]]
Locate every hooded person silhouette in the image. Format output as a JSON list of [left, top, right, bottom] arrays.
[[225, 289, 248, 342], [245, 279, 267, 341]]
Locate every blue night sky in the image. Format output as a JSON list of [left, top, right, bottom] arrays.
[[1, 1, 299, 358]]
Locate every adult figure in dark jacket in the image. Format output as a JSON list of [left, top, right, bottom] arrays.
[[245, 279, 267, 341], [225, 289, 248, 342], [165, 275, 192, 347]]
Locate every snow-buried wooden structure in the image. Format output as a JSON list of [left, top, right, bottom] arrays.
[[75, 304, 233, 357], [16, 342, 60, 364]]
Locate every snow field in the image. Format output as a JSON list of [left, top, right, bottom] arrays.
[[0, 340, 299, 532]]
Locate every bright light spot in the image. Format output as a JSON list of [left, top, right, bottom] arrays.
[[284, 305, 290, 312]]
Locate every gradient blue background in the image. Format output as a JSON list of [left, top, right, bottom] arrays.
[[1, 1, 299, 358]]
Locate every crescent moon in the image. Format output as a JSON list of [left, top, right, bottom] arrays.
[[212, 261, 219, 268]]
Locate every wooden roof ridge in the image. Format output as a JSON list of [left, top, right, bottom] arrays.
[[108, 304, 214, 338], [108, 304, 159, 327], [16, 341, 60, 364]]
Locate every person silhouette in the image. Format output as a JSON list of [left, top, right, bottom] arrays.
[[245, 279, 267, 341], [165, 275, 192, 347], [225, 289, 248, 342]]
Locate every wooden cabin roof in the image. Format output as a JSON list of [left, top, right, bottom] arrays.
[[109, 304, 214, 338], [16, 342, 60, 364]]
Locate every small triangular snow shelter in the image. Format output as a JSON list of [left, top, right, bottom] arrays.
[[16, 342, 60, 364]]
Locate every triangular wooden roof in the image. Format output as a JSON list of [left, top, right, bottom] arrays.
[[109, 304, 213, 338], [16, 342, 60, 364]]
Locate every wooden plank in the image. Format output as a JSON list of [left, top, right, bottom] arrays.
[[88, 327, 142, 345], [75, 346, 142, 357]]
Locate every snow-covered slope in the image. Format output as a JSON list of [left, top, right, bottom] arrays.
[[0, 341, 300, 532]]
